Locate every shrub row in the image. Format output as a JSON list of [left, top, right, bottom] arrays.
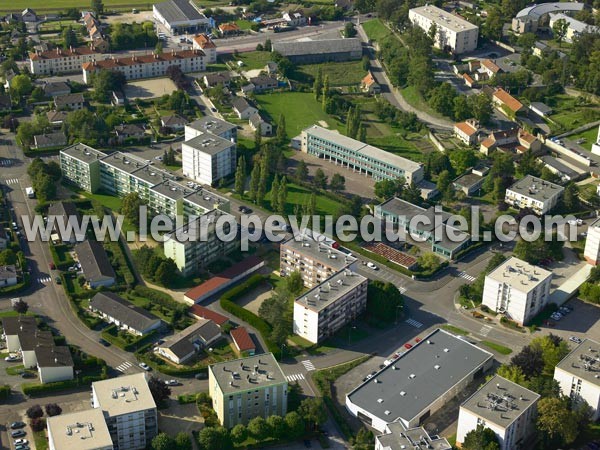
[[0, 274, 30, 295], [22, 375, 105, 396], [101, 325, 158, 352], [219, 275, 279, 356], [49, 243, 75, 270], [136, 350, 208, 377], [0, 384, 10, 400]]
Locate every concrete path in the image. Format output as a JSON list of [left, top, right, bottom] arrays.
[[549, 263, 593, 305]]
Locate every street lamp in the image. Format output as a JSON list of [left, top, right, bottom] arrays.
[[348, 325, 357, 345], [395, 305, 403, 325]]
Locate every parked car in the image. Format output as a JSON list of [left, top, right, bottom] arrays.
[[49, 262, 55, 270], [13, 439, 28, 446], [569, 336, 583, 344], [21, 372, 35, 379], [55, 276, 61, 284], [366, 262, 378, 270], [15, 445, 29, 450], [11, 430, 26, 438], [194, 372, 207, 380], [164, 379, 179, 386], [404, 343, 413, 349], [5, 354, 21, 362], [99, 338, 110, 347], [10, 422, 26, 429], [139, 362, 151, 371]]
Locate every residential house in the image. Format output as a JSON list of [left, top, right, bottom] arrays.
[[21, 8, 38, 22], [283, 11, 307, 26], [249, 112, 272, 136], [43, 81, 71, 98], [0, 265, 17, 287], [37, 346, 75, 384], [230, 327, 255, 355], [203, 71, 231, 88], [111, 90, 125, 106], [529, 102, 553, 118], [47, 201, 82, 243], [231, 96, 258, 119], [47, 110, 68, 127], [89, 292, 162, 336], [453, 170, 486, 196], [161, 114, 187, 131], [453, 119, 479, 145], [462, 73, 476, 88], [74, 240, 116, 288], [114, 123, 145, 142], [265, 61, 278, 75], [492, 88, 525, 116], [480, 59, 501, 78], [189, 305, 230, 328], [157, 318, 221, 364], [361, 71, 381, 94], [248, 75, 279, 92], [54, 93, 85, 110], [33, 132, 67, 149], [192, 34, 217, 63], [219, 22, 240, 35]]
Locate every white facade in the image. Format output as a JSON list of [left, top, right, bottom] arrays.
[[29, 47, 107, 75], [504, 175, 564, 215], [409, 5, 479, 54], [182, 134, 236, 185], [152, 0, 210, 34], [39, 365, 74, 384], [482, 257, 552, 325], [584, 218, 600, 265]]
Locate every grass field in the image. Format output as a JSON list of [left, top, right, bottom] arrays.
[[0, 0, 155, 13], [481, 340, 512, 355], [235, 19, 254, 30], [567, 126, 598, 151], [256, 91, 343, 136], [369, 133, 430, 162], [296, 60, 366, 86], [548, 94, 600, 132], [224, 51, 272, 71], [400, 85, 445, 119], [362, 19, 393, 43], [265, 182, 341, 216]]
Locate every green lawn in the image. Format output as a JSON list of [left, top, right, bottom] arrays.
[[481, 340, 513, 355], [362, 19, 393, 43], [81, 191, 123, 212], [368, 133, 429, 163], [235, 19, 253, 30], [296, 60, 366, 86], [400, 85, 444, 119], [255, 91, 343, 137], [548, 94, 600, 132], [225, 51, 272, 70], [0, 0, 155, 13], [264, 182, 342, 216], [33, 429, 49, 450], [568, 126, 598, 151], [441, 324, 470, 335]]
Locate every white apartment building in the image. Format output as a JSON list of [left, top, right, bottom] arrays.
[[185, 116, 237, 142], [60, 143, 107, 193], [92, 373, 157, 450], [82, 49, 206, 84], [482, 257, 552, 326], [584, 218, 600, 265], [47, 409, 113, 450], [192, 34, 217, 63], [554, 339, 600, 420], [181, 132, 236, 185], [457, 375, 540, 450], [409, 5, 479, 54], [293, 269, 368, 344], [209, 353, 288, 428], [505, 175, 564, 215], [29, 46, 107, 75]]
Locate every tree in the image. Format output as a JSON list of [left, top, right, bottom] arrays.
[[43, 403, 62, 417], [249, 163, 261, 202], [91, 0, 104, 16], [10, 74, 32, 98], [344, 22, 357, 38], [285, 271, 304, 295], [235, 155, 246, 196], [91, 70, 126, 103], [418, 253, 441, 272], [121, 192, 145, 228], [469, 93, 493, 125], [256, 157, 268, 206], [277, 177, 287, 215], [322, 75, 330, 110], [313, 66, 323, 100], [26, 404, 43, 419], [152, 433, 175, 450], [561, 183, 580, 212], [374, 178, 403, 199], [511, 345, 544, 379], [155, 259, 178, 287], [247, 416, 270, 440], [496, 364, 527, 386], [0, 249, 17, 266], [254, 123, 262, 151], [313, 168, 328, 189], [230, 424, 248, 444], [155, 41, 163, 54], [330, 173, 346, 192], [264, 38, 272, 51], [537, 397, 579, 445], [436, 170, 453, 200], [366, 280, 404, 324], [147, 376, 171, 405], [13, 299, 29, 315], [462, 425, 500, 450], [270, 175, 281, 211], [552, 18, 569, 47], [276, 114, 287, 142], [266, 415, 286, 439], [285, 412, 305, 439], [197, 426, 233, 450], [174, 432, 192, 450], [30, 418, 45, 432], [295, 160, 309, 181], [428, 82, 457, 117], [62, 26, 77, 49], [298, 398, 327, 430]]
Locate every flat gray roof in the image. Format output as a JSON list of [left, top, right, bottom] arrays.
[[188, 116, 237, 136], [282, 234, 356, 272], [486, 256, 552, 293], [347, 329, 493, 425], [376, 422, 451, 450], [410, 5, 478, 32], [453, 172, 484, 189], [303, 125, 422, 173], [61, 143, 107, 164], [131, 165, 176, 185], [555, 338, 600, 387], [295, 270, 366, 312], [184, 188, 229, 212], [209, 353, 287, 395], [507, 175, 564, 201], [101, 152, 149, 174], [516, 2, 586, 20], [272, 38, 362, 56], [550, 12, 599, 33], [154, 0, 207, 23], [150, 180, 191, 201], [539, 156, 578, 179], [93, 373, 156, 417], [461, 375, 540, 429], [47, 409, 113, 450], [184, 133, 235, 155]]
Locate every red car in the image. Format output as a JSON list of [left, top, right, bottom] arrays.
[[404, 343, 413, 349], [415, 338, 421, 343], [49, 262, 55, 270]]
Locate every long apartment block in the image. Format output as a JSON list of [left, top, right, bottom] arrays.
[[29, 45, 108, 75], [300, 125, 424, 184], [293, 269, 368, 343]]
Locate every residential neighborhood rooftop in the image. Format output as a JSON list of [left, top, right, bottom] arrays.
[[507, 175, 564, 201], [47, 409, 113, 450], [486, 256, 552, 293], [184, 133, 235, 155], [74, 240, 116, 284], [92, 373, 156, 417], [272, 38, 362, 56], [555, 338, 600, 386], [35, 345, 74, 368], [295, 270, 367, 312], [60, 143, 107, 164], [282, 234, 356, 271], [188, 116, 236, 135], [210, 353, 287, 394], [410, 5, 478, 32], [89, 292, 161, 333]]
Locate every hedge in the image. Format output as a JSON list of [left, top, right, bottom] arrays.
[[49, 243, 75, 270], [136, 350, 209, 377], [0, 384, 10, 400], [219, 274, 280, 356], [0, 274, 30, 295], [22, 375, 105, 396], [101, 325, 158, 352]]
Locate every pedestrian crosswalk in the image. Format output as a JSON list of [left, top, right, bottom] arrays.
[[405, 318, 423, 329], [301, 360, 315, 371], [480, 325, 492, 337], [286, 373, 305, 382], [457, 271, 476, 282], [115, 361, 133, 373], [37, 276, 52, 284], [398, 286, 407, 294], [3, 179, 19, 185]]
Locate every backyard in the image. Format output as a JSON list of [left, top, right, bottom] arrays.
[[547, 94, 600, 133], [295, 60, 366, 87], [568, 126, 598, 151], [221, 51, 273, 71]]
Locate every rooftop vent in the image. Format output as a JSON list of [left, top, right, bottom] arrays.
[[400, 391, 406, 396], [444, 348, 449, 352], [409, 374, 416, 379], [434, 365, 440, 370], [384, 410, 391, 415], [377, 398, 383, 403]]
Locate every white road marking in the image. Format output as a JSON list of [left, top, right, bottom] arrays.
[[301, 360, 316, 371], [115, 361, 133, 372], [405, 318, 423, 328], [480, 325, 492, 337], [37, 277, 52, 284], [457, 271, 476, 282], [286, 373, 306, 382], [3, 179, 19, 184]]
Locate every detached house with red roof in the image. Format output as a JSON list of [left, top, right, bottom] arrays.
[[454, 119, 479, 145], [492, 88, 525, 117], [361, 71, 381, 94], [230, 327, 256, 355], [192, 33, 217, 63]]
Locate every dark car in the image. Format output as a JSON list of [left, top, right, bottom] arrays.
[[55, 276, 61, 285], [99, 338, 111, 347], [195, 372, 207, 380], [10, 422, 26, 429], [11, 430, 26, 438], [21, 372, 35, 379]]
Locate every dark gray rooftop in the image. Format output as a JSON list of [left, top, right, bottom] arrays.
[[35, 345, 74, 368], [0, 264, 17, 281], [530, 102, 553, 114], [154, 0, 207, 24], [74, 240, 116, 284], [1, 316, 37, 336], [54, 93, 84, 107], [188, 116, 236, 136], [131, 165, 176, 185], [461, 375, 540, 428], [203, 72, 231, 86], [161, 318, 221, 358], [18, 329, 54, 351], [376, 422, 451, 450], [295, 270, 366, 312], [89, 292, 161, 333], [209, 353, 287, 395], [507, 175, 564, 201], [453, 172, 484, 189], [60, 143, 107, 164], [282, 234, 356, 272], [249, 112, 269, 128], [150, 180, 192, 201], [555, 338, 600, 387], [347, 329, 493, 425], [101, 152, 148, 174], [231, 96, 255, 114], [43, 81, 70, 96], [183, 188, 229, 212], [539, 156, 578, 179], [184, 133, 235, 155], [34, 132, 66, 148], [272, 38, 362, 56]]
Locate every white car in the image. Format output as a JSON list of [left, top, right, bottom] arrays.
[[138, 362, 151, 371], [5, 354, 21, 362], [366, 262, 378, 270], [164, 379, 179, 386], [14, 439, 28, 446]]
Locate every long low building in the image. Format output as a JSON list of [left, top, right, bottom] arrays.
[[153, 0, 211, 35], [74, 240, 116, 289], [346, 328, 494, 432], [82, 49, 206, 84], [157, 318, 221, 364], [29, 45, 107, 75], [300, 125, 424, 184], [272, 38, 362, 64], [89, 292, 162, 336]]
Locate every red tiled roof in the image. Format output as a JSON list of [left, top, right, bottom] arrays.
[[219, 22, 239, 32], [454, 121, 477, 137], [481, 137, 495, 148], [189, 305, 229, 326], [82, 49, 205, 72], [30, 46, 101, 61], [362, 71, 376, 87], [482, 59, 501, 74], [493, 88, 523, 113], [462, 73, 474, 84], [193, 33, 216, 48], [518, 129, 536, 144], [231, 327, 255, 352]]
